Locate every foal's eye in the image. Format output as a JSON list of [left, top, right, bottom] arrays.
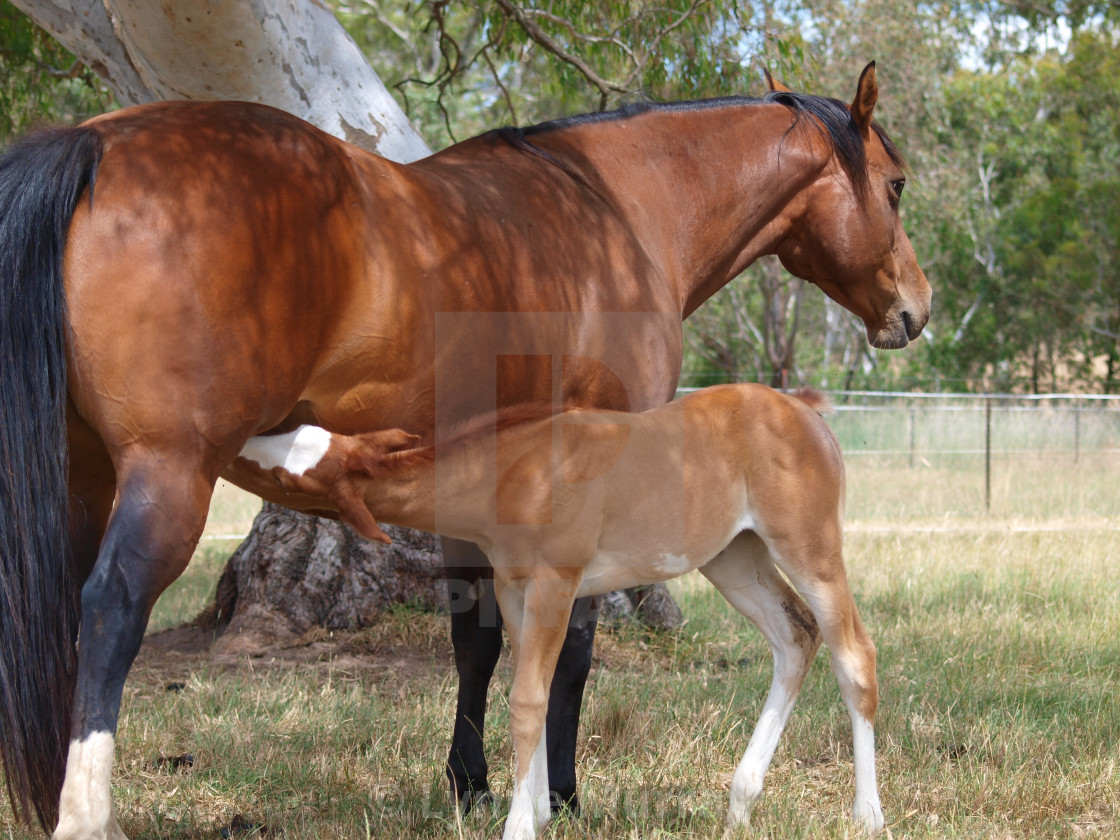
[[890, 179, 906, 199]]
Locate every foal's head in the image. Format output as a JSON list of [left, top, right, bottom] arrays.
[[769, 63, 931, 350], [270, 427, 421, 544]]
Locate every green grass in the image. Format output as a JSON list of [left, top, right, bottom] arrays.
[[2, 457, 1119, 838]]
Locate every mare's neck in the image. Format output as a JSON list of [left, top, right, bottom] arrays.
[[533, 101, 827, 316]]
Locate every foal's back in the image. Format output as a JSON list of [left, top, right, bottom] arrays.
[[519, 384, 844, 591]]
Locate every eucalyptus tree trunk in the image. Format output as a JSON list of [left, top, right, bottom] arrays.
[[10, 0, 429, 160], [15, 0, 682, 643]]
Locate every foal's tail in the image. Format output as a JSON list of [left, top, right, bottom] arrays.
[[0, 126, 103, 830], [792, 388, 834, 416]]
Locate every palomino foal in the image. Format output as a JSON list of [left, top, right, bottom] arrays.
[[237, 384, 883, 840]]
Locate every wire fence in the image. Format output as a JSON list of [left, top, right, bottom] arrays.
[[680, 388, 1120, 519], [828, 391, 1120, 517]]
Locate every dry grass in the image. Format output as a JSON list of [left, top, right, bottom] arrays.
[[2, 454, 1119, 838]]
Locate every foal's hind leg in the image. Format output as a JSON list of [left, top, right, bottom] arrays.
[[701, 532, 823, 834], [54, 456, 213, 840], [777, 546, 883, 833]]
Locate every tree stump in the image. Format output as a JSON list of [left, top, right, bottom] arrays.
[[195, 504, 683, 653]]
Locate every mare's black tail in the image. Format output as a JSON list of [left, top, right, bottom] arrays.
[[0, 126, 103, 830]]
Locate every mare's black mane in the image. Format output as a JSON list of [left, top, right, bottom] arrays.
[[493, 91, 906, 206]]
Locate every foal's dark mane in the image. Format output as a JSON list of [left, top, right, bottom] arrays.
[[493, 92, 906, 208]]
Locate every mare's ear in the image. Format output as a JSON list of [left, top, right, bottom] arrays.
[[763, 68, 792, 93], [850, 61, 878, 135]]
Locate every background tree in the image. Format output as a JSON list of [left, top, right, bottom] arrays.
[[4, 0, 1119, 643], [0, 2, 113, 138]]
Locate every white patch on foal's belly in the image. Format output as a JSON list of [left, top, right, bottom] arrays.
[[238, 425, 331, 476], [655, 553, 692, 576], [578, 549, 695, 597], [735, 510, 758, 534]]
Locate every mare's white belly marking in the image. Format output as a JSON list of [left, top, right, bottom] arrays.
[[239, 425, 331, 476]]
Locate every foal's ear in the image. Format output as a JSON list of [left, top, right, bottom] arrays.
[[343, 507, 393, 544], [850, 61, 878, 135], [763, 68, 792, 93], [353, 428, 422, 457], [374, 429, 422, 452]]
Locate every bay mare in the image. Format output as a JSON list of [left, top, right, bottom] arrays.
[[233, 384, 882, 840], [0, 63, 928, 838]]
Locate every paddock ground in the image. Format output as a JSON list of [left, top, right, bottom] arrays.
[[2, 452, 1118, 838]]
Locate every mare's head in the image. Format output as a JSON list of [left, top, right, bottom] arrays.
[[768, 63, 930, 349]]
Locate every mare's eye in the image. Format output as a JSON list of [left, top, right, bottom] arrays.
[[890, 179, 906, 199]]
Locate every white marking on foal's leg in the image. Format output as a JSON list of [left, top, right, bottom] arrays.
[[850, 713, 884, 834], [53, 732, 128, 840], [238, 425, 332, 475], [502, 723, 550, 840], [725, 680, 796, 835]]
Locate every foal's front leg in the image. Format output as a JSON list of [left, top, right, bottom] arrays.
[[443, 537, 596, 815], [494, 573, 579, 840]]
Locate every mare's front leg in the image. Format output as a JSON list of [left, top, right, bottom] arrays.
[[53, 455, 213, 840], [494, 572, 579, 840], [443, 537, 504, 811], [443, 537, 596, 815], [542, 598, 597, 813]]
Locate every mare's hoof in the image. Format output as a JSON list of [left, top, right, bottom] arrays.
[[550, 790, 580, 818], [219, 815, 269, 837], [458, 787, 495, 815]]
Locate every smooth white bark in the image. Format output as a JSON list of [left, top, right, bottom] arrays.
[[11, 0, 430, 160]]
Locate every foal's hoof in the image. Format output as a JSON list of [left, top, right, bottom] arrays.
[[458, 787, 495, 815], [549, 790, 580, 818], [854, 798, 885, 835]]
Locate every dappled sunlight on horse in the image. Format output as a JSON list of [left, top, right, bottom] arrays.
[[0, 63, 926, 838], [234, 384, 883, 839]]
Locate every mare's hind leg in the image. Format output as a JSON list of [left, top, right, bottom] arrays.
[[700, 532, 823, 834], [54, 455, 213, 840]]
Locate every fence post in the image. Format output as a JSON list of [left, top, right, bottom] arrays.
[[985, 397, 992, 513]]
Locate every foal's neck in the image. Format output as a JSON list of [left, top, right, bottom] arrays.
[[359, 439, 504, 546]]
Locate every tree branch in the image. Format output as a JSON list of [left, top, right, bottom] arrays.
[[37, 59, 84, 79], [493, 0, 628, 103]]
